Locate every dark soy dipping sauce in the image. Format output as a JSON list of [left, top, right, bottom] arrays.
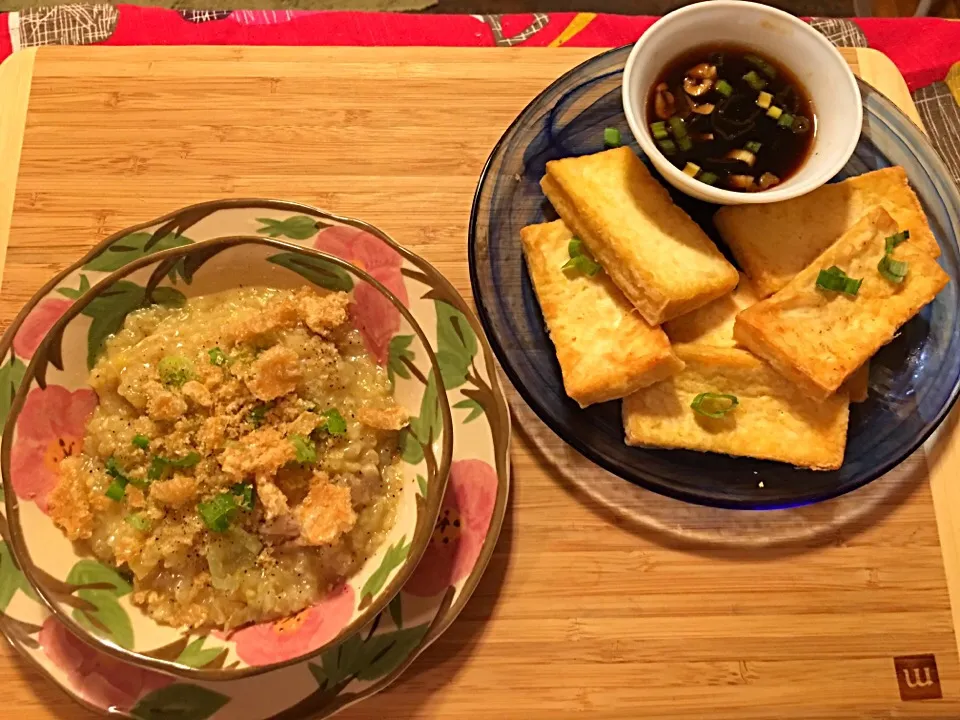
[[645, 45, 816, 192]]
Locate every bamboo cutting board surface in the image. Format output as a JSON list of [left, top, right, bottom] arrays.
[[0, 45, 958, 720]]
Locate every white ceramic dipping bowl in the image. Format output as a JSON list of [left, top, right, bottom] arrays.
[[622, 0, 862, 205]]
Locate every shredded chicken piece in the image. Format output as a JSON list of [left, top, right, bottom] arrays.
[[356, 405, 409, 431], [257, 479, 292, 521], [245, 346, 301, 401], [296, 288, 350, 335], [295, 473, 357, 546], [47, 457, 95, 540], [150, 473, 200, 508], [181, 380, 212, 408]]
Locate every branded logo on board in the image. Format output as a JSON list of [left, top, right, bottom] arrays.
[[893, 654, 942, 701]]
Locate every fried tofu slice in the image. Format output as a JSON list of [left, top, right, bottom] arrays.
[[734, 208, 949, 401], [541, 147, 738, 325], [520, 219, 684, 407], [623, 345, 850, 470], [664, 275, 870, 402], [664, 274, 759, 348], [715, 167, 940, 298]]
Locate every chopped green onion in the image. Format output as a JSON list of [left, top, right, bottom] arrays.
[[197, 493, 239, 533], [208, 347, 228, 367], [231, 482, 255, 512], [668, 116, 687, 139], [105, 477, 127, 502], [603, 127, 622, 148], [677, 136, 693, 152], [147, 452, 201, 480], [691, 392, 739, 419], [682, 162, 701, 177], [290, 434, 317, 464], [105, 457, 144, 495], [320, 408, 348, 436], [792, 116, 811, 134], [745, 54, 777, 79], [885, 230, 910, 252], [698, 171, 719, 186], [650, 121, 669, 140], [777, 113, 795, 129], [766, 105, 783, 120], [744, 141, 762, 154], [816, 267, 862, 296], [715, 79, 733, 97], [157, 356, 193, 387], [247, 403, 270, 427], [125, 514, 151, 532], [562, 237, 602, 277], [657, 139, 677, 155], [743, 70, 767, 91], [132, 434, 150, 450], [756, 91, 773, 109], [878, 254, 909, 283], [563, 255, 602, 276]]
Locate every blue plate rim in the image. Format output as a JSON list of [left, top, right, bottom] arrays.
[[468, 45, 960, 510]]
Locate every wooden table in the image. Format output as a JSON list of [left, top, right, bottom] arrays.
[[0, 45, 957, 720]]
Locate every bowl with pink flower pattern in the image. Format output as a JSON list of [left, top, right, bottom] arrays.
[[0, 236, 454, 680]]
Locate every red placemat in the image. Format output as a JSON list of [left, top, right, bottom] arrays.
[[2, 7, 959, 183]]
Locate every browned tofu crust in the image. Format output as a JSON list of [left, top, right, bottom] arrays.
[[520, 219, 684, 407], [734, 208, 949, 401], [541, 147, 738, 325], [715, 167, 940, 298]]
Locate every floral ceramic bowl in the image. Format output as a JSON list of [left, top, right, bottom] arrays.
[[0, 236, 454, 680]]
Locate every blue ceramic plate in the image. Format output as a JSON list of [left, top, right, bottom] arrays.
[[469, 46, 960, 509]]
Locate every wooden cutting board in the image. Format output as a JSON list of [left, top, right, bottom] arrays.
[[0, 45, 957, 720]]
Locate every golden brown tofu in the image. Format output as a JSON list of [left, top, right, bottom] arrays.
[[715, 167, 940, 298], [664, 274, 759, 348], [541, 147, 738, 325], [623, 345, 850, 470], [520, 219, 684, 407], [665, 275, 870, 403], [734, 208, 949, 401]]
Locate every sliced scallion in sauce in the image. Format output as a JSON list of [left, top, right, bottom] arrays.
[[743, 70, 766, 91], [691, 392, 739, 419], [816, 266, 862, 296], [715, 79, 733, 97], [650, 121, 669, 139]]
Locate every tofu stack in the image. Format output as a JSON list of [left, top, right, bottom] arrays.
[[521, 149, 948, 471]]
